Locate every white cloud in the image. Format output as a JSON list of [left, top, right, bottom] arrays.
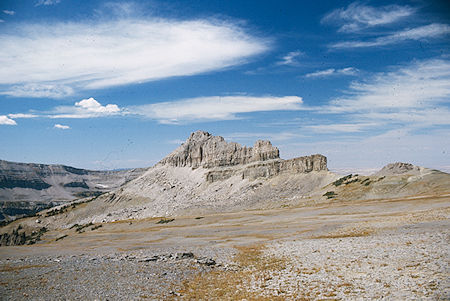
[[54, 124, 70, 130], [328, 58, 450, 113], [35, 0, 61, 6], [51, 97, 122, 118], [8, 113, 38, 119], [0, 115, 17, 125], [305, 67, 358, 78], [0, 19, 4, 23], [303, 123, 376, 133], [322, 2, 416, 32], [3, 10, 15, 16], [75, 97, 120, 114], [0, 18, 269, 98], [131, 95, 304, 124], [331, 23, 450, 48], [276, 51, 303, 66], [1, 83, 74, 98]]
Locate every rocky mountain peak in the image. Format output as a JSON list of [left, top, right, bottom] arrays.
[[158, 131, 280, 169], [186, 130, 213, 143], [374, 162, 422, 176]]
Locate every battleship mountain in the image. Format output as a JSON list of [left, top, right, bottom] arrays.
[[29, 130, 335, 226], [1, 130, 449, 231]]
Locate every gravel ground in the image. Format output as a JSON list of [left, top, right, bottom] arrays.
[[0, 247, 235, 300], [263, 220, 449, 300], [1, 197, 449, 300]]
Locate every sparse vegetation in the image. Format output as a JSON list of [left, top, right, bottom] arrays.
[[73, 222, 94, 233], [156, 218, 175, 224], [73, 191, 103, 199], [332, 174, 352, 186], [26, 227, 47, 244], [345, 178, 359, 184], [45, 206, 69, 217], [91, 224, 102, 231], [0, 264, 48, 272], [323, 191, 337, 199], [311, 228, 374, 239], [177, 244, 290, 300]]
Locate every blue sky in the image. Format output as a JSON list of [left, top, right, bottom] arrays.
[[0, 0, 449, 173]]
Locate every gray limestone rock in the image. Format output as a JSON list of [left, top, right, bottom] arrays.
[[158, 131, 280, 169], [373, 162, 423, 176]]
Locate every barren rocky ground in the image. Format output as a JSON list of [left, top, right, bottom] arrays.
[[1, 193, 448, 300]]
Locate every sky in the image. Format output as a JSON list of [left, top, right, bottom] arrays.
[[0, 0, 449, 174]]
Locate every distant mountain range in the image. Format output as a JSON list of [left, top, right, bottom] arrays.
[[0, 160, 145, 221]]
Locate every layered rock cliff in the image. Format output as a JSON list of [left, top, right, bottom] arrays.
[[67, 131, 334, 223], [206, 154, 327, 182], [159, 131, 327, 182], [158, 131, 280, 169], [0, 160, 145, 221]]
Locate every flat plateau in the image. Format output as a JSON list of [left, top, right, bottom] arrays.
[[1, 193, 449, 300]]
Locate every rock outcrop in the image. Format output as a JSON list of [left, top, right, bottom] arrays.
[[373, 162, 424, 176], [71, 131, 334, 222], [158, 131, 280, 169], [0, 131, 336, 225], [159, 130, 327, 182], [206, 154, 327, 182]]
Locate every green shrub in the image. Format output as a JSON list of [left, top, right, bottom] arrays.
[[156, 218, 175, 224], [323, 191, 337, 199]]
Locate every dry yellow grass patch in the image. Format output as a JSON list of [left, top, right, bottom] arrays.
[[0, 264, 48, 272], [175, 244, 306, 300], [310, 227, 375, 239]]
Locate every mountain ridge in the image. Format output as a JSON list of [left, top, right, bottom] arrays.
[[0, 159, 145, 221], [1, 131, 449, 228]]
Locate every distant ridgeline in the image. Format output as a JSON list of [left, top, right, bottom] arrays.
[[0, 160, 144, 221]]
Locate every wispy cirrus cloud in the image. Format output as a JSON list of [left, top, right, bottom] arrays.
[[1, 83, 74, 99], [276, 51, 303, 66], [0, 116, 17, 125], [3, 10, 15, 16], [35, 0, 61, 6], [331, 23, 450, 49], [328, 58, 450, 113], [224, 131, 303, 142], [283, 128, 450, 172], [322, 2, 416, 32], [303, 123, 376, 133], [305, 67, 358, 78], [0, 18, 269, 98], [130, 95, 304, 124]]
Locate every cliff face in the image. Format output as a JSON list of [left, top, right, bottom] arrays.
[[158, 131, 280, 169], [159, 131, 327, 182], [206, 154, 327, 182], [0, 160, 145, 221]]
